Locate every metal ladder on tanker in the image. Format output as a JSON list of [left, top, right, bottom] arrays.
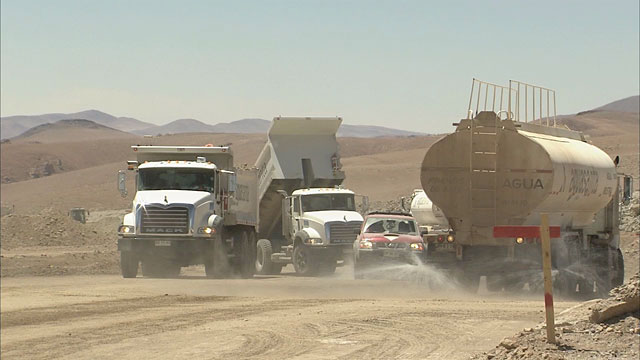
[[469, 112, 499, 236]]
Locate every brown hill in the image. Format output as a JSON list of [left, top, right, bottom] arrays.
[[554, 111, 639, 181], [0, 133, 440, 213], [1, 129, 439, 184], [0, 109, 636, 215], [11, 119, 138, 144]]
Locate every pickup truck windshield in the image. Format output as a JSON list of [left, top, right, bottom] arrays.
[[301, 194, 356, 212], [138, 168, 215, 192], [364, 217, 417, 235]]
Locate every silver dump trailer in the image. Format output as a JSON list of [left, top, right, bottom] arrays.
[[421, 79, 631, 296], [254, 117, 364, 276]]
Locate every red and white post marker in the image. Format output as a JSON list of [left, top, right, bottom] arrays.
[[540, 213, 556, 344]]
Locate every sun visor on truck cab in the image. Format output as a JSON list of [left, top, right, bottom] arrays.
[[268, 117, 342, 137], [131, 146, 234, 169]]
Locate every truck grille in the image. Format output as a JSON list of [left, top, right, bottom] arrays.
[[328, 221, 362, 244], [140, 206, 189, 234]]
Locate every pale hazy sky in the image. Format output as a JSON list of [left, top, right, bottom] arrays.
[[1, 0, 638, 133]]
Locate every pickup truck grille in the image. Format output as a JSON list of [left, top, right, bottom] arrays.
[[140, 206, 189, 234], [328, 221, 362, 244]]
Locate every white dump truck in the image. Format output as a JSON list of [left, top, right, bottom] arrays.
[[253, 117, 365, 276], [420, 79, 633, 296], [117, 145, 258, 278], [117, 116, 364, 278]]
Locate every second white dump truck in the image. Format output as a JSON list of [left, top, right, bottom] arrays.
[[253, 117, 364, 276], [117, 116, 364, 278]]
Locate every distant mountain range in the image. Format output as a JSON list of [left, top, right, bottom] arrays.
[[131, 118, 271, 136], [1, 109, 153, 139], [1, 110, 425, 139], [2, 95, 637, 139]]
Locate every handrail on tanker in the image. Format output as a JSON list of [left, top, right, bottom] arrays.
[[466, 78, 516, 120], [467, 78, 558, 127], [508, 80, 557, 127]]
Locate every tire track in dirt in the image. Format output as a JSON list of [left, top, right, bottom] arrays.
[[0, 295, 234, 327], [1, 298, 278, 360], [1, 296, 360, 360]]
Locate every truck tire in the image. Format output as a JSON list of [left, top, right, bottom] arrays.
[[453, 268, 480, 293], [234, 230, 254, 279], [612, 248, 624, 288], [353, 261, 368, 279], [319, 260, 337, 276], [292, 244, 319, 276], [120, 251, 138, 278], [255, 239, 282, 275], [205, 239, 227, 278]]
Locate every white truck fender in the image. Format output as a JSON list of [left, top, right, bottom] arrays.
[[122, 213, 136, 226], [207, 214, 223, 229], [294, 227, 322, 243]]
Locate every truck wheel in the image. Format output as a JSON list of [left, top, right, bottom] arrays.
[[255, 239, 282, 275], [234, 230, 254, 279], [353, 261, 367, 279], [612, 248, 624, 288], [486, 276, 503, 292], [120, 251, 138, 278], [453, 268, 480, 293], [205, 239, 227, 278], [292, 244, 318, 276], [319, 260, 337, 276]]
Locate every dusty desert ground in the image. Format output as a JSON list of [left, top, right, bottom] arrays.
[[1, 268, 583, 360], [1, 109, 638, 359]]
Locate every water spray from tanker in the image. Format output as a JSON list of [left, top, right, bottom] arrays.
[[341, 252, 461, 292]]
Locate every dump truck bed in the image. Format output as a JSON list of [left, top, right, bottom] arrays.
[[255, 117, 345, 239]]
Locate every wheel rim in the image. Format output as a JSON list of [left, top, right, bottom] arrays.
[[295, 248, 308, 272]]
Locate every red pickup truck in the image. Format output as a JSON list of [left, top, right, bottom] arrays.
[[353, 212, 426, 279]]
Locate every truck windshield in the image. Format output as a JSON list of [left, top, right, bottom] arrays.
[[301, 194, 356, 212], [138, 168, 215, 192]]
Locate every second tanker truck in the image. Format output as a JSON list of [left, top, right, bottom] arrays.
[[420, 79, 631, 297]]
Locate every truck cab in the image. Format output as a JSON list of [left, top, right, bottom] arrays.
[[117, 146, 258, 279], [258, 188, 363, 276]]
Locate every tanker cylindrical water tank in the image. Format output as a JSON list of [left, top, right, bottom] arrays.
[[421, 112, 617, 244], [409, 190, 449, 228]]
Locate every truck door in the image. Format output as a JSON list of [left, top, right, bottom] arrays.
[[282, 196, 299, 239], [292, 196, 302, 232]]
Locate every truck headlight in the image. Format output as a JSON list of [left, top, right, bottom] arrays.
[[304, 238, 323, 245], [359, 241, 373, 249], [118, 225, 134, 235], [410, 242, 424, 251], [198, 227, 215, 235]]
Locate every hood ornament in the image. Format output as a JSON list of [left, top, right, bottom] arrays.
[[344, 215, 348, 222], [164, 195, 168, 204]]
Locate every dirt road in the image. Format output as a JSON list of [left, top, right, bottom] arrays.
[[0, 267, 579, 360]]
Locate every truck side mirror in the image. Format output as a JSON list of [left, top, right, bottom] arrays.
[[118, 170, 128, 198], [228, 173, 237, 194]]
